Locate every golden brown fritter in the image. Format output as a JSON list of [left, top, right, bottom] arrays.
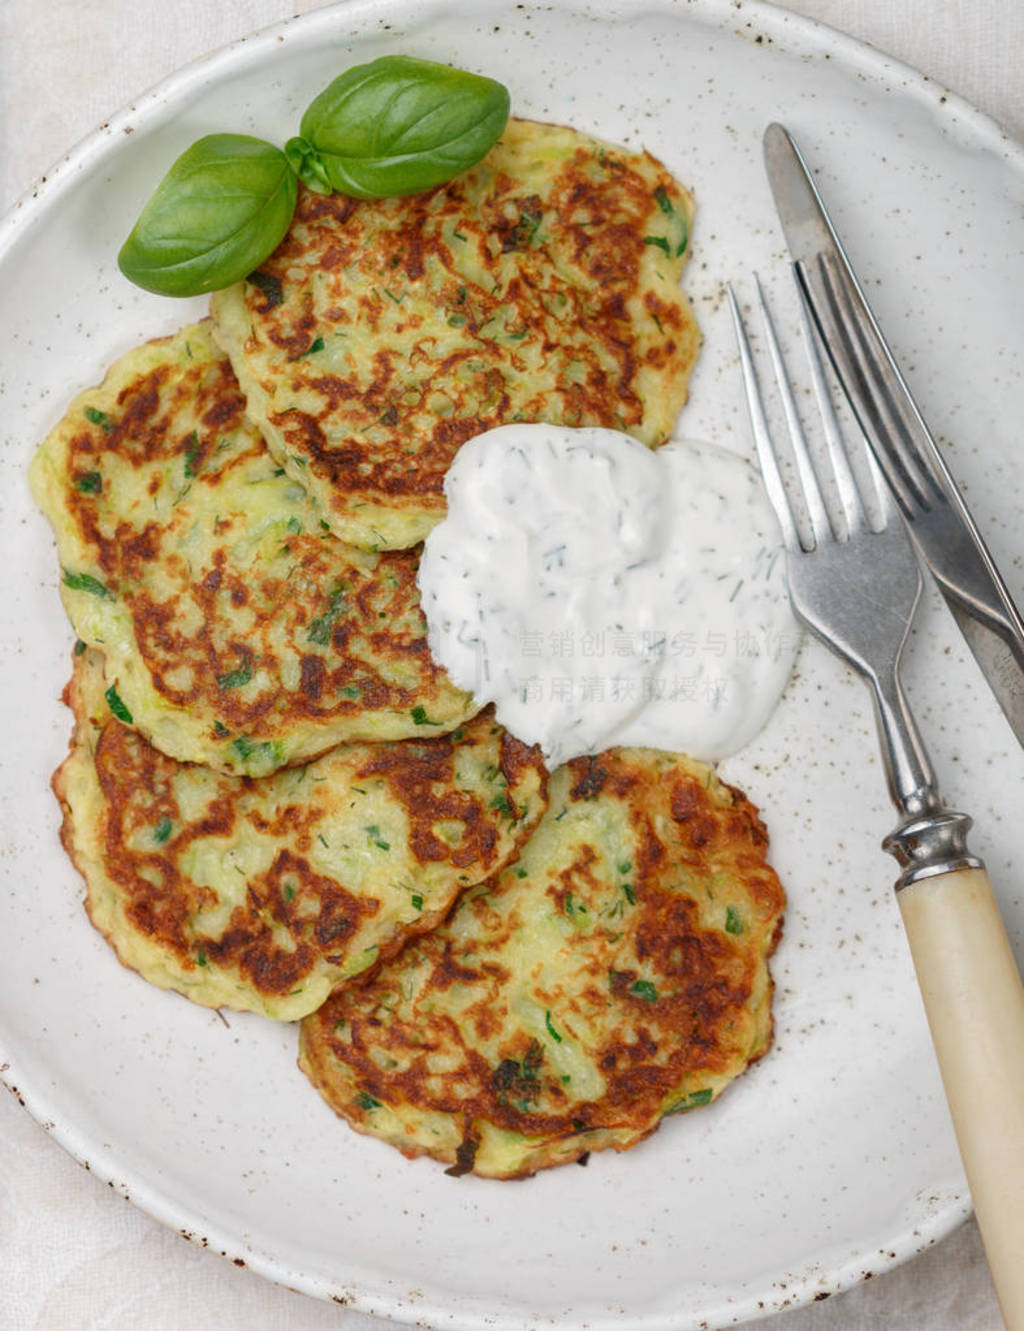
[[211, 118, 700, 550], [54, 648, 548, 1020], [28, 322, 476, 776], [300, 748, 785, 1176]]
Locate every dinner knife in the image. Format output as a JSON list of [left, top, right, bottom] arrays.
[[762, 122, 1024, 748]]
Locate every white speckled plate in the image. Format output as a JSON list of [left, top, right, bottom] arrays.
[[2, 1, 1022, 1326]]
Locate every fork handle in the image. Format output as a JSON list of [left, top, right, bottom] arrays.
[[898, 866, 1024, 1329]]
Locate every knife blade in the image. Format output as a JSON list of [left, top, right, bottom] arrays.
[[762, 121, 1024, 748]]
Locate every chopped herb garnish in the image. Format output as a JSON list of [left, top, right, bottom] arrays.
[[298, 335, 325, 357], [653, 184, 675, 216], [411, 894, 423, 912], [502, 200, 543, 251], [667, 1087, 713, 1114], [447, 312, 468, 328], [492, 1042, 543, 1107], [73, 639, 87, 657], [213, 720, 230, 738], [84, 406, 112, 432], [644, 234, 672, 256], [248, 270, 284, 308], [153, 816, 173, 844], [629, 979, 659, 1003], [365, 824, 390, 851], [545, 1010, 563, 1043], [355, 1090, 382, 1111], [337, 683, 362, 700], [283, 883, 296, 902], [62, 569, 113, 599], [104, 684, 133, 725], [75, 471, 102, 494], [410, 705, 437, 725], [725, 905, 744, 935], [196, 949, 208, 968], [216, 660, 252, 690], [230, 734, 281, 764], [184, 430, 201, 477], [307, 586, 348, 645]]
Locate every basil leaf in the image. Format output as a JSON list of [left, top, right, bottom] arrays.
[[292, 55, 509, 200], [118, 134, 298, 297]]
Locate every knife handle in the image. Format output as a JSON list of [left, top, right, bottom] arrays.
[[898, 866, 1024, 1329]]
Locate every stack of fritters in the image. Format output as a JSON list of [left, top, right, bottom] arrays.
[[300, 751, 785, 1177], [32, 117, 785, 1176]]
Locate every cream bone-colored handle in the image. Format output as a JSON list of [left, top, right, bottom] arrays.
[[898, 866, 1024, 1330]]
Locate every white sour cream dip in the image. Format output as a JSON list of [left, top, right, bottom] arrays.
[[418, 424, 799, 768]]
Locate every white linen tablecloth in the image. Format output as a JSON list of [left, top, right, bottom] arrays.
[[1, 2, 1020, 1327]]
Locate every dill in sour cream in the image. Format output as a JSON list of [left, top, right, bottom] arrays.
[[417, 424, 799, 767]]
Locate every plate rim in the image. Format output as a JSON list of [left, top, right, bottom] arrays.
[[2, 0, 1018, 1324], [2, 0, 1021, 246]]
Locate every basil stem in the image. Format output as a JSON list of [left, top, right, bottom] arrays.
[[118, 134, 298, 297], [287, 55, 509, 200]]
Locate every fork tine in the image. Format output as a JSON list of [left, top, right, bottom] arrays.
[[864, 441, 900, 527], [791, 268, 867, 536], [726, 282, 801, 552], [752, 276, 832, 549]]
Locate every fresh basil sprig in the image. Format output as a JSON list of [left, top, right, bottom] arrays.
[[285, 55, 510, 200], [118, 135, 298, 297], [118, 57, 510, 298]]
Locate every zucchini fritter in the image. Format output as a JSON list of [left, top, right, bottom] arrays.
[[29, 322, 476, 776], [300, 749, 784, 1176], [54, 649, 548, 1021], [211, 118, 700, 550]]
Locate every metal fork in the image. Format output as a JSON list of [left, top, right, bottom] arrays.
[[762, 122, 1024, 748], [729, 277, 1024, 1328]]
